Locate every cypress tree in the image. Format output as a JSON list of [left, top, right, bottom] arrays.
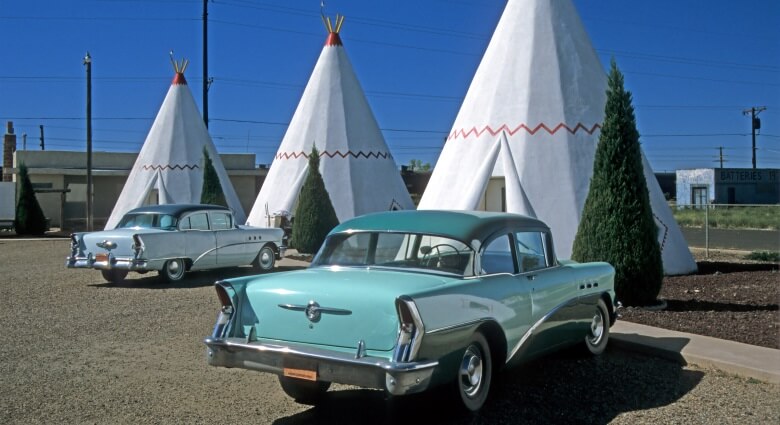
[[14, 163, 48, 235], [200, 148, 226, 206], [571, 60, 663, 306], [292, 146, 339, 254]]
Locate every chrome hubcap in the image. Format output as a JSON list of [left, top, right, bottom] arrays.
[[459, 346, 483, 397], [589, 312, 604, 344], [167, 260, 182, 277], [260, 249, 273, 269]]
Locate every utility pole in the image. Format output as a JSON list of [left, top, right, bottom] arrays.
[[84, 52, 93, 231], [742, 106, 766, 169], [22, 133, 26, 150], [202, 0, 209, 128], [718, 146, 724, 168], [39, 125, 44, 150]]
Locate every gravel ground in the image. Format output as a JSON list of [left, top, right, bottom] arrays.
[[0, 239, 777, 424]]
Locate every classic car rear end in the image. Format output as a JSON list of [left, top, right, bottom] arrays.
[[68, 204, 286, 283], [204, 210, 617, 411]]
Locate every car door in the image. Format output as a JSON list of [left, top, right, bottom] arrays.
[[517, 230, 581, 355], [211, 211, 247, 266], [179, 211, 217, 270], [477, 233, 533, 359]]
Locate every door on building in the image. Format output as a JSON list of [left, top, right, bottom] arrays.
[[691, 186, 708, 208], [727, 187, 736, 205]]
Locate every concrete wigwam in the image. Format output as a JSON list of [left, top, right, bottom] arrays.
[[105, 59, 245, 229], [246, 15, 413, 227], [419, 0, 696, 275]]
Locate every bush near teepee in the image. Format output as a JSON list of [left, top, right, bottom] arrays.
[[571, 60, 663, 307], [200, 148, 227, 207], [292, 146, 339, 254], [14, 163, 48, 235]]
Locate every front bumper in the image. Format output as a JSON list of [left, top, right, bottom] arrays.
[[204, 337, 438, 396]]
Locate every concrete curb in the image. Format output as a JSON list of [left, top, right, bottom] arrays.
[[612, 321, 780, 384]]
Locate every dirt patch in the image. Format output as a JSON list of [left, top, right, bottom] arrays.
[[620, 259, 779, 350]]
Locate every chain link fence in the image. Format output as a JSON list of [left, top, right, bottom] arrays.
[[671, 203, 780, 257]]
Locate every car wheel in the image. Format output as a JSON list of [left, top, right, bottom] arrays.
[[278, 376, 330, 405], [584, 299, 610, 355], [100, 269, 128, 283], [159, 258, 186, 282], [253, 245, 276, 273], [456, 332, 492, 412]]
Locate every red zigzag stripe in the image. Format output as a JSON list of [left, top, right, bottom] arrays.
[[448, 122, 602, 140], [142, 164, 200, 171], [275, 150, 392, 160]]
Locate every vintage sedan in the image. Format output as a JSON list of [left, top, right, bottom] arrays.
[[204, 210, 617, 411], [67, 204, 286, 283]]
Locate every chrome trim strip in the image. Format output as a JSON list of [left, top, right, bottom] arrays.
[[506, 298, 579, 363], [277, 303, 352, 315], [427, 317, 491, 335]]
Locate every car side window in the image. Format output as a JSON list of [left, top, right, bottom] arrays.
[[480, 234, 516, 275], [182, 213, 210, 231], [515, 231, 547, 273], [211, 212, 232, 230]]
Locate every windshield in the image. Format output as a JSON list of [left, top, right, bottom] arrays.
[[312, 232, 474, 276], [117, 213, 178, 230]]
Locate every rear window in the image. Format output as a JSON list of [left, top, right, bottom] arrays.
[[313, 232, 474, 276], [117, 213, 177, 230]]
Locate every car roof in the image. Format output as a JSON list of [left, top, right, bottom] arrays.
[[330, 210, 550, 243], [125, 204, 229, 217]]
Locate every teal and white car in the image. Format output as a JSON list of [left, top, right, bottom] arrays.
[[204, 210, 617, 411], [67, 204, 286, 283]]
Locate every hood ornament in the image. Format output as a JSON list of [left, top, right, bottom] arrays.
[[279, 301, 352, 323]]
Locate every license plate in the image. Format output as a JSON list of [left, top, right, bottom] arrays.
[[95, 253, 109, 263], [283, 367, 317, 381]]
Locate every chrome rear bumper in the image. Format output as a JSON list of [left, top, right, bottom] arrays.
[[204, 337, 438, 396], [66, 255, 150, 271]]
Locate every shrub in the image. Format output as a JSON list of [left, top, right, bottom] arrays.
[[744, 251, 780, 262], [14, 163, 48, 235], [291, 146, 339, 254], [200, 148, 226, 206], [571, 60, 663, 307]]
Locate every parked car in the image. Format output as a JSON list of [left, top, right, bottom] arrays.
[[67, 204, 286, 283], [204, 210, 617, 411]]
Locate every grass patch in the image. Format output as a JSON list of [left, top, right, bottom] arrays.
[[672, 206, 780, 230], [744, 251, 780, 262]]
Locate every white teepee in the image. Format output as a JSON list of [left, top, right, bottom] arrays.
[[105, 60, 246, 229], [419, 0, 696, 275], [246, 16, 414, 227]]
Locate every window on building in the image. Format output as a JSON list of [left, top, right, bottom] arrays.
[[691, 186, 708, 208]]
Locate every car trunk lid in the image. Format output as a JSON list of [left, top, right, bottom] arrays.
[[240, 267, 456, 352]]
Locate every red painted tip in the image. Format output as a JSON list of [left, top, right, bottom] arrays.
[[172, 72, 187, 85], [325, 32, 342, 46]]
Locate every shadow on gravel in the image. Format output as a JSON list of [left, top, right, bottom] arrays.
[[86, 265, 308, 290], [273, 348, 703, 425], [696, 261, 779, 274], [665, 299, 779, 313]]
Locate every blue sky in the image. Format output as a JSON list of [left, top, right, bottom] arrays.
[[2, 0, 778, 172]]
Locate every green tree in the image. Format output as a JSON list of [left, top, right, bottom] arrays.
[[408, 159, 431, 172], [571, 60, 663, 306], [200, 148, 226, 206], [292, 146, 339, 254], [14, 163, 48, 235]]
